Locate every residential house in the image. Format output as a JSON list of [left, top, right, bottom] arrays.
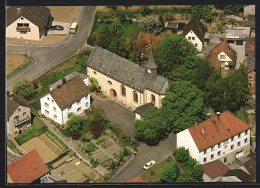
[[208, 40, 237, 76], [245, 37, 255, 56], [247, 52, 255, 93], [86, 46, 170, 110], [243, 5, 255, 17], [7, 91, 31, 137], [221, 169, 253, 182], [8, 149, 49, 183], [137, 30, 173, 55], [224, 29, 246, 45], [203, 160, 230, 182], [134, 103, 155, 120], [6, 6, 52, 40], [40, 74, 90, 125], [177, 111, 251, 165], [183, 17, 207, 52]]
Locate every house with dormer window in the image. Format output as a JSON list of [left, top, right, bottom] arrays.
[[40, 73, 90, 125], [6, 6, 52, 40], [86, 45, 170, 110]]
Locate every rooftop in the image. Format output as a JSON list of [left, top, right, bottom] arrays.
[[86, 46, 170, 95], [8, 149, 49, 183], [223, 169, 253, 182], [224, 29, 245, 39], [203, 160, 230, 179], [49, 75, 90, 110], [247, 51, 255, 73], [188, 111, 251, 152], [123, 176, 145, 183], [183, 17, 207, 42], [134, 103, 155, 115]]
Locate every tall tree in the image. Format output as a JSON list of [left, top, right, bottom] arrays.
[[138, 16, 164, 35], [162, 81, 205, 132], [160, 166, 179, 183], [12, 78, 35, 100], [154, 34, 198, 81], [66, 113, 82, 132], [192, 5, 213, 22], [97, 26, 111, 49], [191, 164, 204, 182], [174, 147, 190, 163]]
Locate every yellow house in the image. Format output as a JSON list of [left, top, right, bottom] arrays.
[[86, 46, 170, 113]]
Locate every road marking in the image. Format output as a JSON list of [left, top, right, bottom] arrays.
[[7, 54, 37, 83]]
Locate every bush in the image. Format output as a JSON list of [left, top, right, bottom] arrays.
[[174, 147, 190, 163], [89, 77, 98, 92], [90, 158, 99, 168], [85, 142, 96, 153], [41, 114, 46, 118], [90, 120, 104, 138], [96, 137, 105, 145], [70, 131, 82, 140]]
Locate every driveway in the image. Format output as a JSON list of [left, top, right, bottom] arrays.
[[91, 94, 135, 136], [111, 132, 177, 182], [6, 6, 97, 91], [48, 21, 71, 35]]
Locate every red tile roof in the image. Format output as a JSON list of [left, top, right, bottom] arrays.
[[203, 160, 230, 179], [123, 176, 145, 183], [188, 111, 251, 152], [8, 149, 49, 183], [208, 40, 237, 71]]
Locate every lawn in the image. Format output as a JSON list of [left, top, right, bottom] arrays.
[[7, 139, 16, 150], [236, 105, 255, 122], [15, 117, 47, 145], [82, 119, 91, 134], [141, 156, 175, 182]]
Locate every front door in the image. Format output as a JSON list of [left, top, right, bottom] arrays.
[[110, 89, 117, 98]]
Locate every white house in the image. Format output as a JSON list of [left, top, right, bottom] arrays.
[[183, 17, 207, 52], [177, 111, 251, 165], [40, 74, 90, 125], [6, 6, 52, 40]]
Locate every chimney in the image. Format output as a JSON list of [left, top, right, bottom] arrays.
[[216, 112, 221, 116], [17, 8, 21, 14], [57, 85, 61, 89], [62, 78, 66, 85], [201, 126, 205, 134], [206, 113, 211, 119]]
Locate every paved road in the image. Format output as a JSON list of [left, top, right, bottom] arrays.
[[6, 6, 97, 91], [112, 132, 176, 182]]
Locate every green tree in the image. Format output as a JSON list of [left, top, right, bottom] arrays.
[[12, 78, 35, 100], [191, 164, 204, 182], [97, 26, 111, 49], [192, 5, 213, 22], [108, 37, 129, 59], [89, 77, 98, 92], [66, 113, 82, 132], [225, 5, 244, 15], [174, 147, 190, 163], [160, 165, 179, 183], [116, 11, 127, 23], [138, 16, 163, 35], [133, 108, 168, 146], [184, 156, 197, 170], [176, 172, 193, 182], [162, 81, 205, 132], [140, 6, 152, 16], [154, 34, 198, 81]]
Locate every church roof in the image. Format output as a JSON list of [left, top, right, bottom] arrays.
[[146, 45, 158, 70]]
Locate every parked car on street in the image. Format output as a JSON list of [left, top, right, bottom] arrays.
[[143, 160, 156, 170], [50, 25, 64, 31]]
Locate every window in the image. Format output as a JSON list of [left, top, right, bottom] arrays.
[[20, 31, 27, 34], [195, 43, 198, 47], [77, 99, 81, 105], [204, 157, 207, 163], [14, 116, 19, 122], [245, 138, 248, 143], [238, 141, 241, 147], [23, 112, 26, 116], [85, 95, 88, 99], [231, 145, 234, 150], [245, 130, 248, 135], [47, 97, 49, 101], [52, 100, 54, 103], [218, 151, 221, 156], [133, 91, 138, 103], [17, 23, 23, 27], [93, 71, 97, 74], [248, 75, 253, 80], [53, 107, 56, 112], [188, 37, 191, 40], [224, 157, 227, 163], [220, 55, 226, 59], [18, 108, 20, 112], [77, 107, 82, 113], [204, 150, 207, 155], [151, 94, 155, 104], [121, 85, 126, 96], [248, 83, 253, 87], [218, 143, 221, 148], [192, 37, 195, 40], [45, 110, 49, 115], [86, 102, 88, 107], [24, 23, 29, 27], [238, 133, 241, 138], [231, 137, 234, 141], [211, 146, 214, 152], [211, 154, 214, 160], [44, 102, 49, 108], [108, 80, 112, 85], [54, 115, 57, 119], [68, 105, 72, 110], [21, 17, 24, 20]]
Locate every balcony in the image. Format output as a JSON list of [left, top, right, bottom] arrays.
[[14, 116, 30, 126], [16, 27, 31, 32]]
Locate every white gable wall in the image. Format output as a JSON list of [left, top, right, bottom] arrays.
[[185, 30, 203, 52], [6, 16, 40, 40], [177, 129, 200, 161]]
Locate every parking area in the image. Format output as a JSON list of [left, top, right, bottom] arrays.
[[48, 21, 71, 35]]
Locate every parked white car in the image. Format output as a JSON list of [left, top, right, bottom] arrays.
[[143, 160, 156, 170]]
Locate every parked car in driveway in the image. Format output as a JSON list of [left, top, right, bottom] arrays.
[[50, 25, 64, 31], [143, 160, 156, 170]]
